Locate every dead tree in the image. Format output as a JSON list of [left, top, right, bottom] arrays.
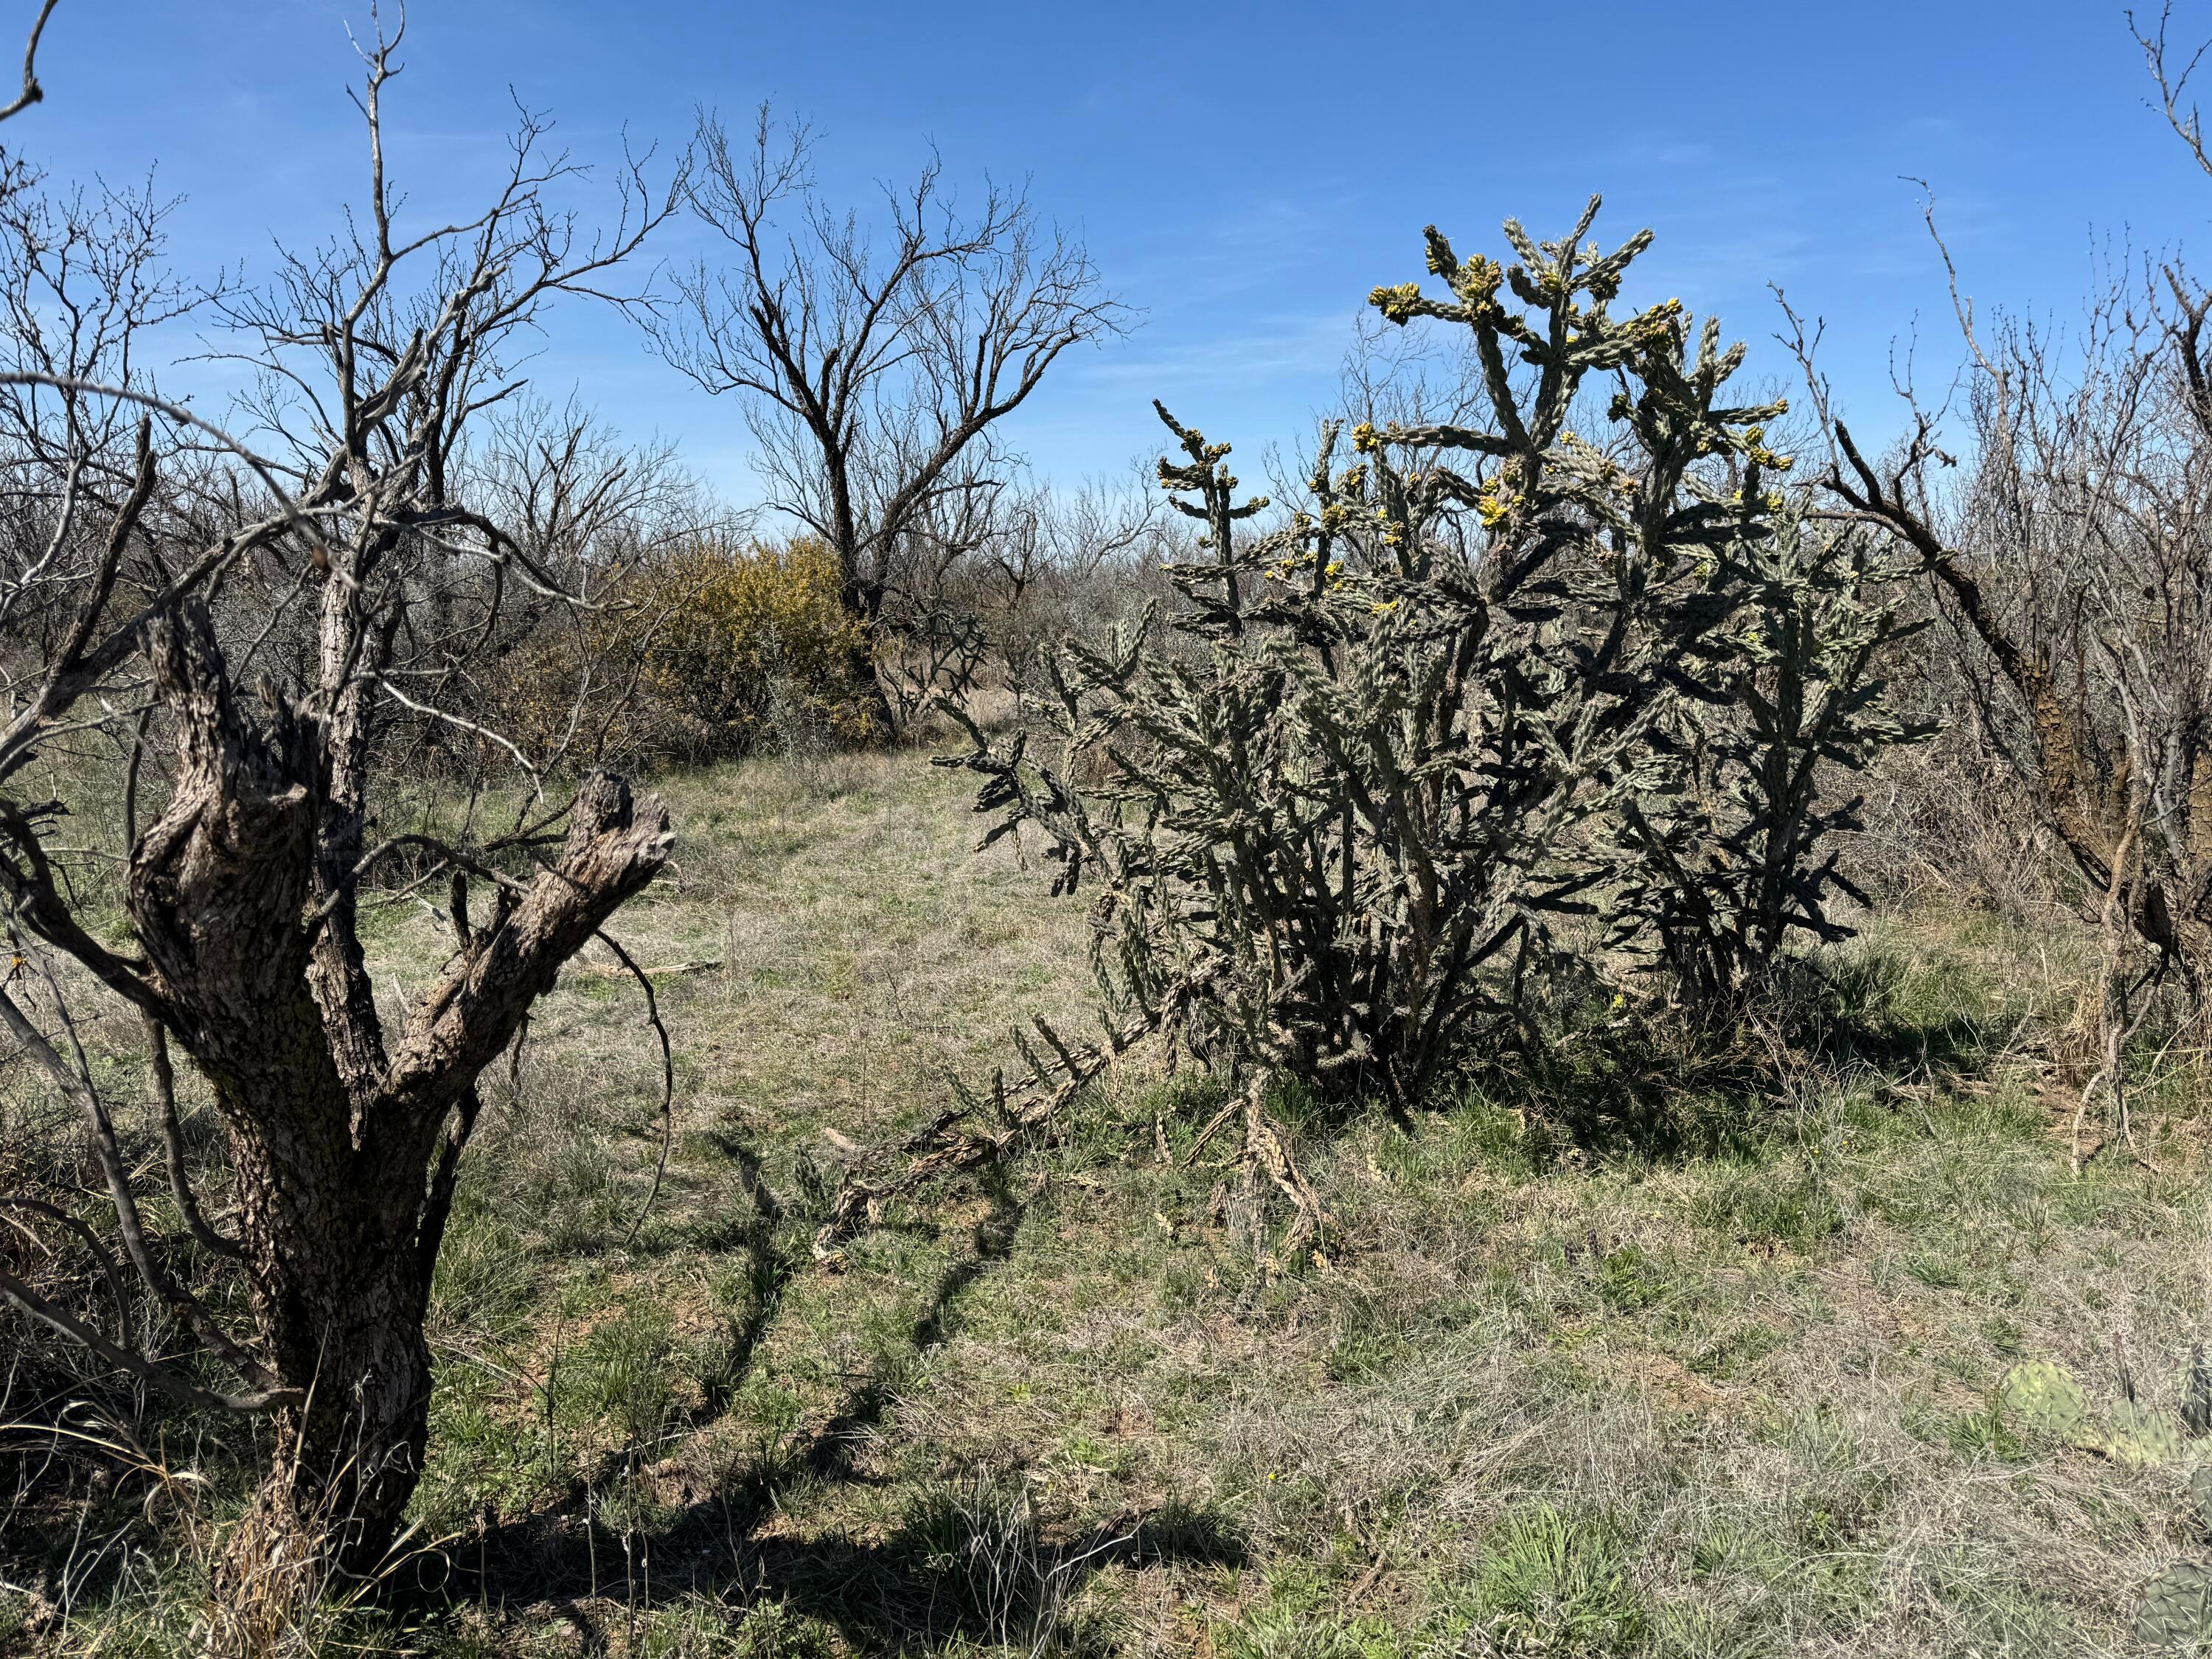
[[1779, 10, 2212, 1154], [644, 105, 1125, 730], [0, 23, 680, 1593], [1797, 11, 2212, 988]]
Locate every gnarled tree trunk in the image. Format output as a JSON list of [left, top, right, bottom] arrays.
[[0, 29, 688, 1641], [127, 605, 672, 1582]]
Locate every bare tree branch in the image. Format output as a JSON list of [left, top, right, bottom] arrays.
[[0, 0, 59, 124]]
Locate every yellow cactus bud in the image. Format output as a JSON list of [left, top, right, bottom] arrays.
[[1368, 282, 1423, 324]]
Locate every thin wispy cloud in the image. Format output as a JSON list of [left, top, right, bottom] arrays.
[[6, 0, 2199, 484]]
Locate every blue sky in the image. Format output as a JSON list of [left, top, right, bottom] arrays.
[[7, 0, 2202, 498]]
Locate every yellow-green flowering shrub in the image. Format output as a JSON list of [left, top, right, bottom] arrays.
[[482, 535, 875, 769], [623, 535, 874, 760]]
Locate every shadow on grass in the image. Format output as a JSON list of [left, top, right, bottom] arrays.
[[439, 1165, 1245, 1651], [723, 1501, 1245, 1652], [1502, 949, 2006, 1165]]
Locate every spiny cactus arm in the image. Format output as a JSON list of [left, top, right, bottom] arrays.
[[1517, 208, 1666, 450], [1380, 420, 1514, 458], [1292, 423, 1355, 608], [1694, 316, 1745, 392], [1551, 432, 1638, 517], [1408, 900, 1545, 1056], [1366, 225, 1540, 457], [1152, 403, 1272, 632], [934, 696, 1116, 897], [1621, 318, 1781, 446], [1399, 465, 1492, 527], [1498, 215, 1548, 272], [813, 987, 1193, 1252], [1153, 399, 1231, 468], [1578, 221, 1655, 296], [1152, 404, 1270, 525], [1711, 400, 1796, 429], [1468, 306, 1538, 461]]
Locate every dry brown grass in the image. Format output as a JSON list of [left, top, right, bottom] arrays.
[[8, 750, 2212, 1658]]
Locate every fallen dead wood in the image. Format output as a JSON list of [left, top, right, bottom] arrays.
[[812, 983, 1332, 1270], [569, 956, 723, 981], [813, 999, 1174, 1255]]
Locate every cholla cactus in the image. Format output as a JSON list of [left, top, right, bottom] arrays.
[[944, 198, 1787, 1108], [1611, 498, 1933, 1012]]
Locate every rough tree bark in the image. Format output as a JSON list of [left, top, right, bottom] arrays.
[[117, 605, 671, 1568], [0, 20, 685, 1616]]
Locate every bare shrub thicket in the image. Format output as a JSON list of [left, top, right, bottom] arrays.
[[0, 24, 684, 1611], [448, 395, 723, 772], [1804, 12, 2212, 1152], [645, 105, 1127, 733], [473, 467, 1175, 764], [865, 470, 1178, 731]]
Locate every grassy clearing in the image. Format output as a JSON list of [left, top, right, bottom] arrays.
[[13, 748, 2212, 1656]]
